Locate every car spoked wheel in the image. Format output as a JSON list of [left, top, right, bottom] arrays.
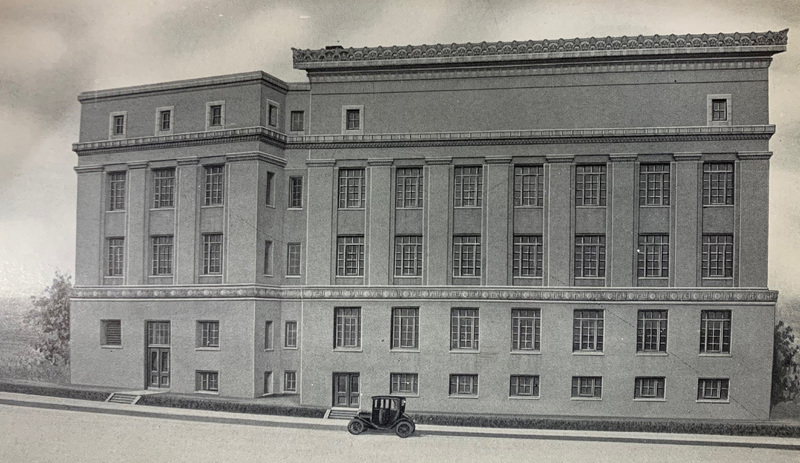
[[347, 420, 365, 435], [394, 421, 414, 438]]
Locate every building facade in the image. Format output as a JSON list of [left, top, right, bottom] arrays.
[[71, 30, 787, 420]]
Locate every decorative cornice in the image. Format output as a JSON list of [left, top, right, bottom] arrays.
[[225, 151, 288, 167], [73, 165, 105, 174], [307, 58, 774, 83], [737, 151, 773, 160], [73, 125, 775, 155], [72, 127, 286, 155], [293, 30, 788, 70], [78, 71, 292, 102], [72, 285, 779, 304]]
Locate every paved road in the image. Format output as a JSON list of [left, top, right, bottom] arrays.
[[1, 404, 798, 463]]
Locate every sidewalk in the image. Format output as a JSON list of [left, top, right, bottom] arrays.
[[2, 391, 800, 450]]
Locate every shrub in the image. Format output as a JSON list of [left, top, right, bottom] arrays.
[[136, 394, 326, 418]]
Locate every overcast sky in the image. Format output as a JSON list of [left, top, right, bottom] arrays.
[[1, 0, 798, 302]]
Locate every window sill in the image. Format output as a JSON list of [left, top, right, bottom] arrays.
[[263, 274, 274, 278], [636, 352, 668, 356], [100, 345, 123, 349], [195, 390, 220, 395], [453, 206, 482, 209], [106, 210, 126, 214], [637, 277, 669, 280], [701, 277, 733, 280], [283, 391, 298, 395], [284, 346, 298, 350], [196, 347, 220, 351], [574, 277, 605, 280], [702, 204, 734, 208], [634, 398, 666, 402], [696, 399, 730, 404], [394, 275, 423, 279], [391, 349, 420, 353], [338, 208, 365, 211], [448, 395, 479, 399], [287, 207, 303, 211], [513, 205, 544, 210], [450, 349, 480, 354], [394, 392, 419, 398], [639, 205, 670, 208], [509, 395, 540, 400], [149, 207, 175, 211], [570, 397, 602, 401], [264, 348, 275, 352], [510, 350, 541, 355], [699, 353, 732, 357], [396, 206, 423, 210], [201, 273, 222, 277], [575, 205, 606, 209], [201, 204, 224, 209], [334, 348, 363, 353], [573, 351, 604, 356], [265, 204, 275, 209], [285, 275, 302, 279]]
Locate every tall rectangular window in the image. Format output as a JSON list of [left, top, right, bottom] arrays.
[[334, 307, 361, 349], [289, 177, 303, 208], [346, 109, 360, 130], [451, 308, 479, 350], [395, 167, 423, 208], [637, 310, 667, 353], [151, 236, 173, 275], [113, 115, 125, 135], [198, 321, 219, 348], [702, 163, 734, 205], [575, 165, 606, 206], [700, 310, 731, 354], [160, 110, 171, 131], [264, 240, 273, 275], [284, 371, 297, 392], [573, 309, 604, 352], [290, 111, 304, 131], [510, 375, 539, 397], [196, 371, 219, 392], [153, 169, 175, 208], [698, 378, 729, 401], [454, 166, 482, 207], [108, 172, 126, 211], [571, 376, 602, 398], [106, 238, 124, 277], [514, 166, 543, 207], [338, 168, 365, 209], [264, 171, 275, 206], [511, 309, 541, 351], [263, 371, 272, 394], [268, 104, 278, 127], [101, 320, 122, 346], [286, 243, 301, 276], [202, 234, 222, 275], [391, 373, 419, 395], [449, 374, 478, 396], [394, 236, 422, 277], [453, 236, 481, 277], [702, 234, 733, 278], [209, 105, 222, 127], [391, 308, 419, 350], [264, 321, 273, 349], [204, 165, 224, 206], [284, 321, 298, 348], [513, 235, 543, 277], [637, 234, 669, 278], [711, 99, 728, 121], [639, 164, 670, 206], [574, 235, 606, 278], [634, 377, 665, 399], [336, 236, 364, 276]]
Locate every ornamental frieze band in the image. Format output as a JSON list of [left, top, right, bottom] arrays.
[[72, 285, 779, 303]]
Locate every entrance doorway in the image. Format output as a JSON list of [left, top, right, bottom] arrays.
[[332, 373, 360, 408], [146, 321, 170, 388]]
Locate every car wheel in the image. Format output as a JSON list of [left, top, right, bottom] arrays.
[[394, 421, 414, 438], [348, 420, 365, 435]]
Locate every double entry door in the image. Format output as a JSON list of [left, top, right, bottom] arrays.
[[147, 321, 170, 388], [333, 373, 360, 408]]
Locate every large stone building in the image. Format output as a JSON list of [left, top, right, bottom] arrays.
[[71, 30, 787, 420]]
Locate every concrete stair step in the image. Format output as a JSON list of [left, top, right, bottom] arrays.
[[327, 408, 358, 420], [106, 393, 141, 405]]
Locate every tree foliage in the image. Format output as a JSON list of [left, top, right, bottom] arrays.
[[25, 272, 72, 366], [772, 321, 800, 406]]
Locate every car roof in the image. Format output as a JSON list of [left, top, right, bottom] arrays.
[[371, 395, 405, 400]]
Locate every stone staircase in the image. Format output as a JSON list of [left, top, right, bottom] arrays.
[[326, 407, 358, 420], [105, 392, 141, 405]]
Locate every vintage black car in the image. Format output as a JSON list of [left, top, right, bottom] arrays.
[[347, 396, 416, 438]]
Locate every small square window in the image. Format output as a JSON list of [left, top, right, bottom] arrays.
[[101, 320, 122, 346], [510, 375, 539, 397], [449, 374, 478, 396], [196, 371, 219, 392], [634, 377, 665, 399], [707, 94, 732, 126], [341, 105, 364, 134], [698, 378, 729, 401], [391, 373, 419, 395], [346, 110, 360, 130], [290, 111, 305, 132], [571, 376, 602, 399]]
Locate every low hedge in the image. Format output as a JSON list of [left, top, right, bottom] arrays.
[[0, 381, 110, 402], [410, 412, 800, 438], [136, 394, 326, 419]]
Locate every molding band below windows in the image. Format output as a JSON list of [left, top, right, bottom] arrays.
[[71, 285, 778, 304]]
